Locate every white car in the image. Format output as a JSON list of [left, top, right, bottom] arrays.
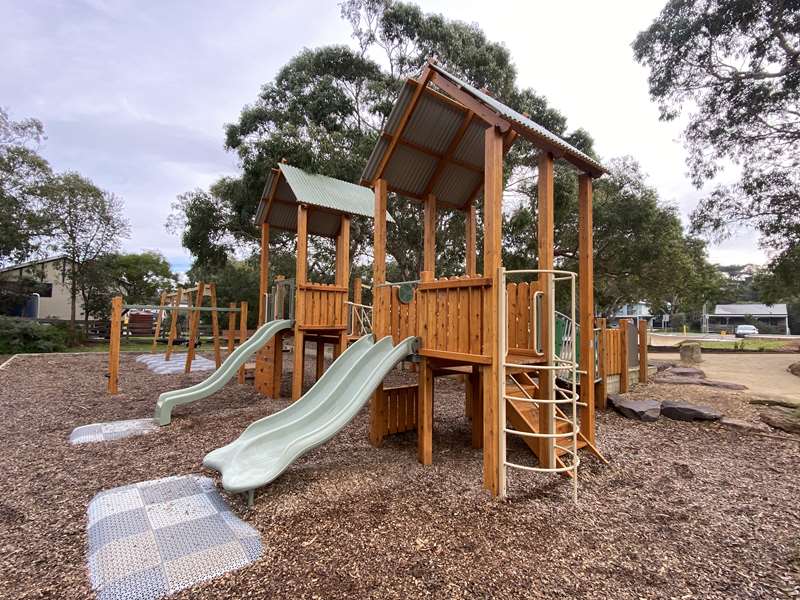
[[735, 324, 759, 338]]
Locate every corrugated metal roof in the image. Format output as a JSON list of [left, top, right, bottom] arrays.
[[255, 163, 393, 237], [360, 62, 606, 209], [713, 303, 788, 317], [429, 63, 605, 176]]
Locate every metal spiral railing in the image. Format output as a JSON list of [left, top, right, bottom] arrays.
[[499, 268, 582, 503]]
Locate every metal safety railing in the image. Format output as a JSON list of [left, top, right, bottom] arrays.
[[346, 301, 373, 337], [499, 268, 581, 503]]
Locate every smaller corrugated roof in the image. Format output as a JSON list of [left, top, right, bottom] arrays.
[[255, 164, 393, 237], [0, 254, 70, 273], [713, 303, 788, 317]]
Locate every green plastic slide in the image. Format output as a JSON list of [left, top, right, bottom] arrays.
[[154, 319, 293, 425], [203, 334, 417, 498]]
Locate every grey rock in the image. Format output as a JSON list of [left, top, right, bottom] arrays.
[[613, 398, 661, 422], [651, 375, 747, 390], [719, 417, 770, 433], [666, 366, 706, 378], [679, 342, 702, 364], [661, 401, 722, 422], [759, 406, 800, 434], [606, 393, 623, 408]]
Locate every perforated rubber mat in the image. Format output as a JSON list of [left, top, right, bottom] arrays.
[[70, 418, 159, 445], [136, 353, 216, 375], [86, 475, 261, 599]]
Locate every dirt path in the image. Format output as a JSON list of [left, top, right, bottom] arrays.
[[657, 352, 800, 406]]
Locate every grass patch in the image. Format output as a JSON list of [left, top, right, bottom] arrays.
[[696, 339, 789, 351]]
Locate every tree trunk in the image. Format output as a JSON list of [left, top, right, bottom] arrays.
[[70, 261, 77, 326]]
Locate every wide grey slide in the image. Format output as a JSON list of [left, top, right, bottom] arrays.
[[203, 334, 417, 500], [154, 319, 294, 425]]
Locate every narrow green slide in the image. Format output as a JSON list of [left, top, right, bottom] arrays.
[[203, 334, 417, 500], [154, 319, 294, 426]]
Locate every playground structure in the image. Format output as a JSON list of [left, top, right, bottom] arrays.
[[106, 283, 249, 393]]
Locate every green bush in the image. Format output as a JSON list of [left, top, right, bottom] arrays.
[[0, 316, 69, 354]]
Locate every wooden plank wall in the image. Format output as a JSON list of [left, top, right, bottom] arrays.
[[297, 283, 348, 328], [604, 328, 622, 375], [416, 275, 492, 363], [381, 385, 419, 436], [385, 285, 418, 343], [505, 280, 543, 356]]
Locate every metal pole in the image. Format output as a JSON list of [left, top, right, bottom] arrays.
[[498, 267, 507, 499]]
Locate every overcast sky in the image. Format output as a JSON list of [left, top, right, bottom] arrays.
[[1, 0, 767, 273]]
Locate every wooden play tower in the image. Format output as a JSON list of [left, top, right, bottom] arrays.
[[360, 59, 608, 497], [252, 162, 389, 402]]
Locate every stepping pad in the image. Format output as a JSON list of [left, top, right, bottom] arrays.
[[136, 353, 216, 375], [86, 475, 261, 600], [70, 418, 159, 445]]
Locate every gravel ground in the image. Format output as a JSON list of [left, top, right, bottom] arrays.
[[1, 352, 799, 599]]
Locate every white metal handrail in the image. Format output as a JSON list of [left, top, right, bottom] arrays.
[[499, 267, 580, 503]]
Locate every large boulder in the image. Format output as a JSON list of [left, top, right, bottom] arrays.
[[613, 398, 661, 422], [679, 342, 702, 364], [661, 400, 721, 422]]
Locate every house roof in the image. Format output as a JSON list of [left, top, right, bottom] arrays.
[[712, 303, 788, 317], [360, 60, 605, 209], [0, 254, 69, 274], [255, 163, 393, 237]]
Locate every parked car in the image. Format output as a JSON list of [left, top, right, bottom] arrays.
[[735, 324, 759, 338]]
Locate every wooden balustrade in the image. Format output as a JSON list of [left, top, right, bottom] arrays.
[[297, 283, 348, 329], [416, 275, 492, 364]]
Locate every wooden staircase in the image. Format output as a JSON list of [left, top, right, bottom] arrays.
[[505, 372, 604, 472]]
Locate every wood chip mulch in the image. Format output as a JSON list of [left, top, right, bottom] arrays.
[[1, 352, 799, 599]]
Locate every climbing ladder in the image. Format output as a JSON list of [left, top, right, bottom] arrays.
[[499, 268, 582, 502]]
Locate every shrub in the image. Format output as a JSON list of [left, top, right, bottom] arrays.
[[0, 316, 69, 354]]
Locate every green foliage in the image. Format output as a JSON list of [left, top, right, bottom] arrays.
[[633, 0, 800, 299], [45, 172, 130, 323], [503, 157, 722, 315], [0, 316, 68, 353], [0, 108, 53, 265]]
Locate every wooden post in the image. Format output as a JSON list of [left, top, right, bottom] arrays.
[[369, 179, 388, 447], [638, 319, 649, 384], [469, 367, 483, 449], [151, 291, 166, 353], [482, 125, 504, 495], [423, 193, 436, 276], [292, 204, 309, 401], [466, 200, 477, 276], [259, 223, 269, 326], [227, 302, 236, 358], [578, 174, 595, 444], [209, 283, 222, 368], [596, 317, 608, 409], [238, 301, 248, 384], [336, 215, 351, 355], [619, 318, 630, 393], [185, 282, 205, 374], [107, 295, 123, 394], [165, 289, 182, 361], [352, 277, 363, 336], [537, 152, 556, 470], [315, 341, 325, 380], [418, 358, 433, 464]]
